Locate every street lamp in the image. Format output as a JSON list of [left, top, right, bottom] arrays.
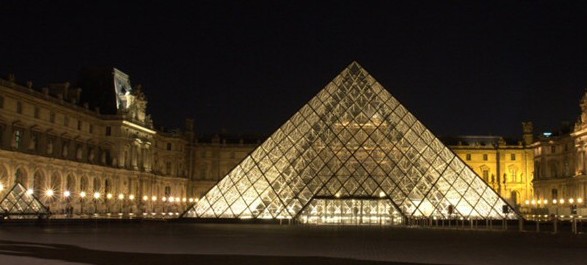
[[63, 191, 71, 217], [80, 191, 87, 216], [117, 193, 124, 215], [93, 192, 101, 215]]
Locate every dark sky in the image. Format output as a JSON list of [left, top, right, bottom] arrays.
[[1, 1, 587, 138]]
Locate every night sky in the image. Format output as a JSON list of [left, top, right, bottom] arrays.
[[1, 1, 586, 138]]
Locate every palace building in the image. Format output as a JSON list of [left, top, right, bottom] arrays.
[[184, 62, 515, 223], [0, 63, 541, 219], [0, 69, 193, 216]]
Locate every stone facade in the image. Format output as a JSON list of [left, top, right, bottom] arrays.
[[0, 70, 192, 216]]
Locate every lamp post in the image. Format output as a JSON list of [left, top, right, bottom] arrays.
[[93, 192, 101, 216], [128, 194, 135, 216], [118, 193, 125, 216], [64, 190, 71, 217], [106, 193, 113, 215], [80, 191, 86, 216], [151, 196, 158, 216]]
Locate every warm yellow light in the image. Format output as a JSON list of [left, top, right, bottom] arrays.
[[64, 190, 71, 197], [543, 199, 548, 205], [531, 199, 536, 205], [182, 197, 187, 202], [569, 198, 575, 204], [578, 198, 583, 204], [379, 191, 385, 198], [118, 194, 125, 200], [129, 194, 135, 201], [525, 200, 530, 205], [162, 197, 167, 202], [106, 193, 113, 200], [188, 198, 194, 203], [335, 192, 340, 198], [142, 195, 148, 201], [560, 198, 565, 204], [151, 196, 157, 201], [26, 189, 34, 196], [552, 199, 558, 204], [45, 189, 54, 197], [93, 192, 101, 199], [80, 191, 87, 198], [169, 197, 175, 203], [0, 183, 4, 191]]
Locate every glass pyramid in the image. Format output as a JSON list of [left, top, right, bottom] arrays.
[[184, 62, 516, 224], [0, 182, 50, 219]]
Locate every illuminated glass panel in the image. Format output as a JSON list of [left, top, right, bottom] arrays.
[[184, 62, 516, 222], [0, 183, 50, 219]]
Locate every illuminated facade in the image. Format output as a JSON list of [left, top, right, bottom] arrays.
[[185, 62, 515, 224], [443, 125, 535, 206], [0, 70, 191, 216], [532, 92, 587, 213]]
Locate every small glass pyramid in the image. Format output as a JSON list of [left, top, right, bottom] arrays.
[[184, 62, 516, 224], [0, 182, 51, 219]]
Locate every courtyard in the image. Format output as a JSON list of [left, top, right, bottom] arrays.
[[0, 222, 585, 265]]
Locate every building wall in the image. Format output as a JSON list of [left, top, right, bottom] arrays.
[[449, 141, 534, 206], [0, 74, 192, 215]]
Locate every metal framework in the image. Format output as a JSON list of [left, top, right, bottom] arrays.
[[0, 182, 51, 219], [184, 62, 515, 224]]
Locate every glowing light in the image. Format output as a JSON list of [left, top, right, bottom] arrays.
[[151, 196, 157, 201], [169, 197, 174, 203], [379, 191, 385, 198], [560, 198, 565, 204], [142, 195, 148, 201], [0, 183, 4, 191], [543, 199, 548, 205], [552, 199, 558, 204], [188, 198, 194, 203], [578, 198, 583, 204], [569, 198, 575, 204], [129, 194, 135, 201], [182, 198, 187, 202], [118, 194, 124, 200], [531, 199, 536, 205], [106, 193, 113, 200], [80, 191, 87, 198], [162, 197, 167, 202], [64, 190, 71, 197], [93, 192, 101, 199], [45, 189, 54, 197], [525, 200, 530, 205], [26, 189, 34, 196]]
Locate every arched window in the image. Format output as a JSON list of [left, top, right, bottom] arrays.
[[33, 171, 45, 195], [80, 176, 88, 192], [66, 175, 75, 192], [15, 168, 27, 186], [51, 174, 61, 194], [93, 177, 101, 192]]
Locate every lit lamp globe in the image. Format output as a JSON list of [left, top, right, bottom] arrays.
[[45, 189, 54, 197], [118, 194, 125, 200], [106, 193, 113, 200], [80, 191, 87, 198], [94, 192, 101, 199], [129, 194, 135, 201], [64, 190, 71, 198]]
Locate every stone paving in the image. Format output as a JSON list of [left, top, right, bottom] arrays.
[[0, 223, 586, 265]]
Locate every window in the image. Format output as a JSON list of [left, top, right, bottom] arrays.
[[166, 162, 172, 174], [482, 154, 488, 161], [482, 170, 489, 182], [13, 129, 23, 149], [551, 189, 558, 200], [105, 126, 111, 136], [34, 107, 40, 118], [77, 120, 82, 130], [50, 112, 55, 123], [166, 143, 172, 151], [511, 154, 516, 161], [551, 146, 556, 154], [164, 186, 171, 197], [16, 101, 22, 114], [465, 154, 471, 161]]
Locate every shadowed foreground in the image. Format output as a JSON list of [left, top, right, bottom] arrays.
[[0, 223, 586, 265]]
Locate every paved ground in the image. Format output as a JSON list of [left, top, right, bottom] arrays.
[[0, 223, 586, 265]]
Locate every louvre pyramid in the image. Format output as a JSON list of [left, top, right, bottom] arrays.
[[184, 62, 515, 223], [0, 182, 50, 219]]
